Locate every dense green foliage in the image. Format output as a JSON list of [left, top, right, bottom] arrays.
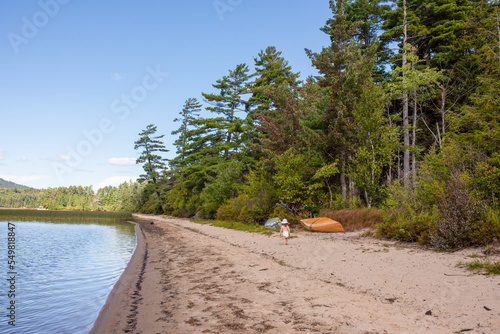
[[0, 182, 145, 211], [3, 0, 499, 250], [134, 124, 169, 213]]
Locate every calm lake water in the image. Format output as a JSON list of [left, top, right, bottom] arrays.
[[0, 220, 136, 334]]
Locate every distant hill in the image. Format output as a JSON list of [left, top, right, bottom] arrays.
[[0, 178, 30, 189]]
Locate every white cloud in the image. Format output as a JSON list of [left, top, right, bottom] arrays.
[[18, 156, 28, 162], [94, 176, 137, 189], [55, 155, 70, 162], [112, 72, 123, 81], [0, 149, 5, 160], [108, 157, 136, 166]]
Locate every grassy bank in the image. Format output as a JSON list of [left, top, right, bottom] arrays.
[[193, 219, 273, 235], [319, 208, 383, 232], [0, 208, 132, 222], [459, 258, 500, 275]]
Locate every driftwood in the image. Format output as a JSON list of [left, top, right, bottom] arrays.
[[275, 201, 300, 216]]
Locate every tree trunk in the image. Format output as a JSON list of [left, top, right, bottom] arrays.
[[402, 0, 410, 188], [387, 105, 393, 183], [397, 148, 401, 183], [340, 151, 347, 202], [225, 101, 235, 157], [497, 8, 500, 74], [152, 176, 164, 212], [365, 189, 371, 208], [412, 57, 417, 188], [153, 187, 164, 212], [440, 87, 446, 145], [403, 95, 410, 188], [349, 179, 356, 207], [155, 191, 164, 212], [326, 180, 333, 209], [426, 45, 431, 66]]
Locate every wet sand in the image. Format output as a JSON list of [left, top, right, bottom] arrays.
[[90, 214, 500, 333]]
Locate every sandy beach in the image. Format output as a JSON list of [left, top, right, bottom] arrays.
[[90, 214, 500, 334]]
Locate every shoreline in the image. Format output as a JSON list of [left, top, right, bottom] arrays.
[[89, 214, 500, 333], [89, 219, 149, 334]]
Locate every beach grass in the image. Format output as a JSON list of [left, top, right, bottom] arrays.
[[193, 219, 274, 235], [0, 208, 132, 222], [319, 208, 383, 232], [459, 258, 500, 275]]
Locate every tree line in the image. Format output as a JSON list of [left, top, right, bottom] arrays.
[[137, 0, 500, 249], [3, 0, 499, 249], [0, 183, 146, 212]]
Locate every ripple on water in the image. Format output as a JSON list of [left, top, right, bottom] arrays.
[[0, 220, 136, 334]]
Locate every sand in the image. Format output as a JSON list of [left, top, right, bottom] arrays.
[[90, 214, 500, 334]]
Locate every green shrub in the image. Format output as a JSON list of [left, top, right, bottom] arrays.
[[216, 196, 260, 222], [270, 206, 302, 225], [470, 207, 500, 246], [237, 201, 268, 223], [415, 149, 449, 209], [476, 153, 500, 205], [215, 166, 279, 224], [430, 173, 486, 250], [199, 161, 245, 219], [378, 209, 437, 244]]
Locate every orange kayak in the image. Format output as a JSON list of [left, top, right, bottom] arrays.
[[300, 217, 345, 233]]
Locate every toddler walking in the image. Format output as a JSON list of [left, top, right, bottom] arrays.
[[280, 219, 291, 245]]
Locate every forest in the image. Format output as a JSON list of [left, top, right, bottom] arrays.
[[2, 0, 499, 250]]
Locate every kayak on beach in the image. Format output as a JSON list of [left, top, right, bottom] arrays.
[[300, 217, 345, 233]]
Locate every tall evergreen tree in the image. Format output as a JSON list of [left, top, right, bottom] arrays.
[[134, 124, 169, 212], [345, 0, 391, 81], [380, 0, 468, 186], [250, 46, 302, 159], [165, 64, 254, 218], [250, 46, 297, 114], [171, 98, 202, 170], [201, 63, 253, 159], [345, 0, 390, 48], [450, 0, 500, 156], [381, 0, 472, 68], [306, 0, 367, 202]]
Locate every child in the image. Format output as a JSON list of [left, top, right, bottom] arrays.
[[280, 219, 291, 245]]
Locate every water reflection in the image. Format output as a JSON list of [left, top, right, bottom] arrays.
[[0, 220, 136, 334]]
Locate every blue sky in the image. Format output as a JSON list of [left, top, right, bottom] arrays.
[[0, 0, 331, 189]]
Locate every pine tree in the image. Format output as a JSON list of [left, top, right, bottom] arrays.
[[306, 0, 369, 203], [258, 77, 319, 156], [380, 0, 470, 186], [250, 46, 297, 114], [451, 1, 500, 158], [345, 0, 391, 81], [134, 124, 169, 212], [171, 98, 202, 170], [246, 47, 301, 163], [201, 63, 253, 159], [165, 64, 254, 218]]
